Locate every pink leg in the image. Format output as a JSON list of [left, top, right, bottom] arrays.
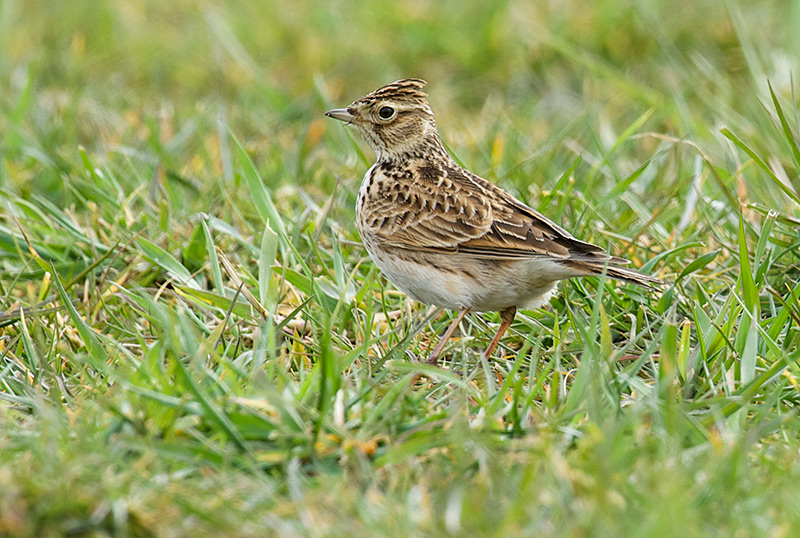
[[425, 306, 470, 365], [484, 306, 516, 359]]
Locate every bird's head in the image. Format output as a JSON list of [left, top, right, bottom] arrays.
[[325, 78, 442, 160]]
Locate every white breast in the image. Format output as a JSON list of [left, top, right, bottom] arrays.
[[361, 236, 478, 310]]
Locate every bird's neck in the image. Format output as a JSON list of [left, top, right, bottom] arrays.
[[376, 133, 454, 165]]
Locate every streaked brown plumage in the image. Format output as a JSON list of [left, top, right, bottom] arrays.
[[326, 78, 661, 365]]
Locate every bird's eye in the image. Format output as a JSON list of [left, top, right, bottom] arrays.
[[378, 106, 395, 119]]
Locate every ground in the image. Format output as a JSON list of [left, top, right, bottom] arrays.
[[1, 0, 799, 536]]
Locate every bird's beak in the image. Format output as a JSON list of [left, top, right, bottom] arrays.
[[324, 108, 356, 124]]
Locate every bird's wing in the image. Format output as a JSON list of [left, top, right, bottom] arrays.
[[361, 160, 620, 262]]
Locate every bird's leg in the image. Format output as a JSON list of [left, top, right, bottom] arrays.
[[484, 306, 516, 359], [426, 306, 469, 365]]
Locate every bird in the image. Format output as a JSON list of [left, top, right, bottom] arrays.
[[325, 78, 661, 365]]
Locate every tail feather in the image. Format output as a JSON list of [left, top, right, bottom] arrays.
[[564, 260, 663, 289], [601, 264, 663, 288]]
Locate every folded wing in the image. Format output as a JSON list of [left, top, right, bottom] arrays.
[[364, 161, 614, 262]]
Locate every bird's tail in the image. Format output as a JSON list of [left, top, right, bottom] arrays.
[[601, 264, 663, 288], [564, 259, 663, 289]]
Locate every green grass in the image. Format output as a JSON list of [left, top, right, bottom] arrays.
[[1, 0, 800, 536]]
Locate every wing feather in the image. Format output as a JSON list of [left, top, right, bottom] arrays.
[[361, 160, 615, 262]]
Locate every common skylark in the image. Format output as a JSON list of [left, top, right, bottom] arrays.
[[326, 78, 661, 365]]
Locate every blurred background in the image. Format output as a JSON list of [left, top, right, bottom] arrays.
[[1, 0, 798, 209], [2, 2, 800, 534]]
